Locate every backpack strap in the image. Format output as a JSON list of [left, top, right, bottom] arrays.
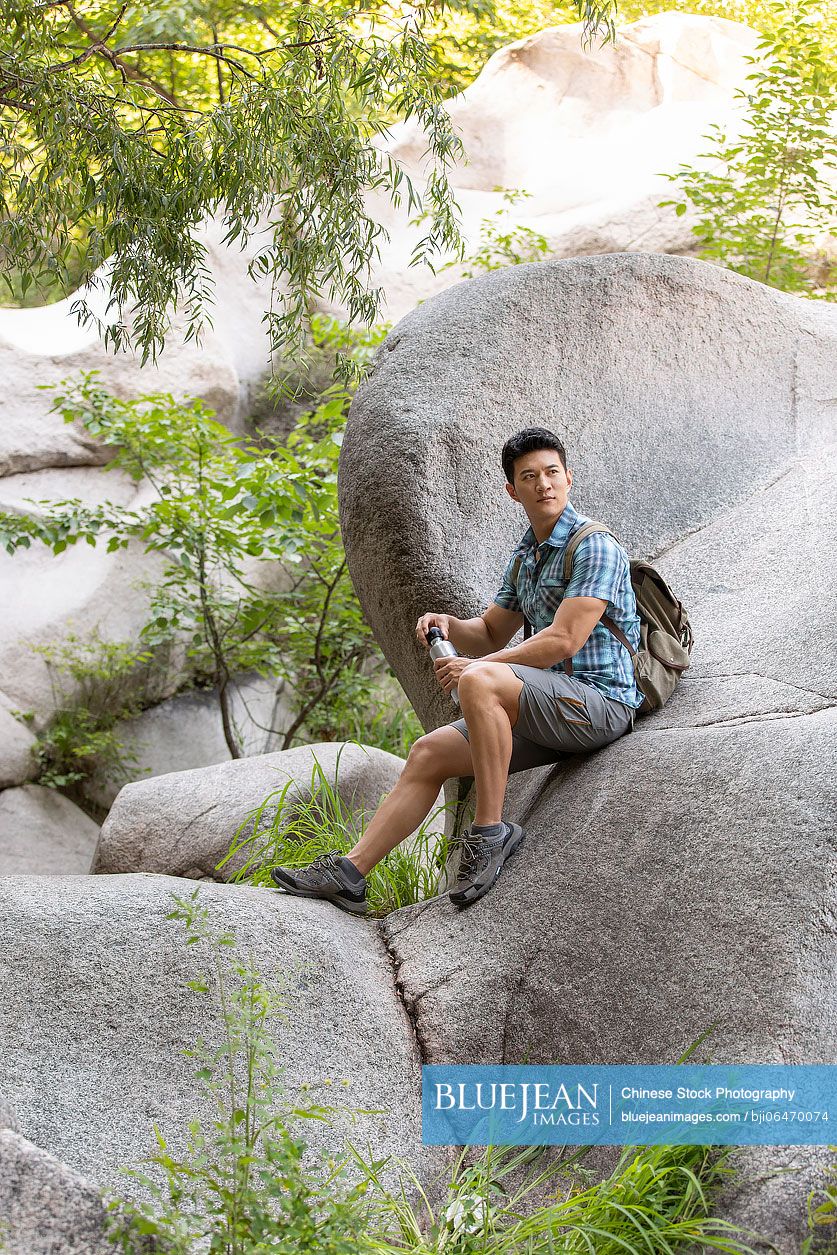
[[510, 554, 533, 640], [561, 521, 613, 582]]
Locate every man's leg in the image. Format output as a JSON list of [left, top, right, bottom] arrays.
[[270, 668, 526, 913], [455, 661, 524, 826], [343, 725, 475, 875]]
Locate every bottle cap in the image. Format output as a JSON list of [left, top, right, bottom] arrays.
[[426, 627, 444, 643]]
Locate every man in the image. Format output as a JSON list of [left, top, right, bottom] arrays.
[[271, 427, 643, 914]]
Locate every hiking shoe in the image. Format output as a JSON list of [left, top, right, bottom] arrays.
[[448, 822, 526, 909], [270, 852, 368, 916]]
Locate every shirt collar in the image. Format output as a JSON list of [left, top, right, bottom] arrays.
[[514, 501, 582, 559]]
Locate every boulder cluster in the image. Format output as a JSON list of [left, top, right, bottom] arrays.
[[0, 16, 834, 1253]]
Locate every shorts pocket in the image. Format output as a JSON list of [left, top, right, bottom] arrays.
[[556, 694, 592, 726]]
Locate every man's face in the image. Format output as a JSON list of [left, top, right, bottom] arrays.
[[505, 448, 573, 526]]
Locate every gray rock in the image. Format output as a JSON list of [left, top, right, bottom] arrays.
[[341, 254, 837, 1253], [651, 448, 837, 707], [0, 874, 422, 1201], [82, 672, 295, 811], [0, 1097, 19, 1134], [384, 708, 837, 1252], [0, 785, 99, 876], [0, 215, 255, 482], [0, 1131, 117, 1255], [0, 534, 170, 724], [92, 741, 430, 879], [0, 692, 36, 789]]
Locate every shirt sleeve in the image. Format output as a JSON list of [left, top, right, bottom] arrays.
[[493, 553, 522, 611], [563, 533, 626, 605]]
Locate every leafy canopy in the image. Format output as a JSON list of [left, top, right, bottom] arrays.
[[661, 0, 837, 296], [0, 0, 615, 369], [0, 0, 468, 367]]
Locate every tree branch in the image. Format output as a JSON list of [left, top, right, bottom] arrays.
[[47, 0, 130, 73]]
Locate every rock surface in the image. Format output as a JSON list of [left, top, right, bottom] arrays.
[[0, 692, 37, 788], [0, 874, 423, 1201], [0, 464, 175, 722], [0, 784, 99, 876], [82, 672, 295, 811], [0, 1131, 117, 1255], [93, 740, 439, 880], [0, 1096, 19, 1134], [341, 253, 837, 1253], [0, 216, 257, 480]]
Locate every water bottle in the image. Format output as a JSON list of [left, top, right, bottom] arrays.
[[426, 627, 461, 707]]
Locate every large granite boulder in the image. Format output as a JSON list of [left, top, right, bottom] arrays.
[[340, 253, 835, 727], [340, 253, 837, 1252], [0, 875, 423, 1202], [0, 784, 99, 876], [377, 13, 764, 313], [92, 741, 441, 880]]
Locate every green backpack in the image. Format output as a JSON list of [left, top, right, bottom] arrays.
[[515, 520, 694, 714]]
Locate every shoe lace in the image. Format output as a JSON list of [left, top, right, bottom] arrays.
[[309, 852, 339, 871], [456, 833, 493, 876]]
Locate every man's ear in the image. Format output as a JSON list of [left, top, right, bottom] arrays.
[[566, 468, 573, 492], [505, 481, 520, 504]]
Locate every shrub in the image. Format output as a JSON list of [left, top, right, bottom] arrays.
[[106, 889, 379, 1254], [660, 0, 837, 297], [30, 629, 172, 790]]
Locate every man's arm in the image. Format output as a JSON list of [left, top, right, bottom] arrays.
[[416, 604, 524, 657], [451, 604, 525, 655], [480, 596, 607, 668]]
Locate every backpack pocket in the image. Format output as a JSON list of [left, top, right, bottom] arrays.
[[633, 630, 691, 711]]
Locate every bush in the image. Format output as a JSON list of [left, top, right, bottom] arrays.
[[30, 630, 173, 790]]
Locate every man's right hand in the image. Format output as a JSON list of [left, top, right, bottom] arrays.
[[415, 613, 452, 649]]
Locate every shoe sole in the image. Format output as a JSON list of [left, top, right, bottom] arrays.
[[449, 824, 526, 909], [270, 869, 368, 916]]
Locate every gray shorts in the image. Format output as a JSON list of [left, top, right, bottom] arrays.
[[450, 663, 635, 774]]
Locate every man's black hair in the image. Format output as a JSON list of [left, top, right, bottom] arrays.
[[501, 428, 568, 484]]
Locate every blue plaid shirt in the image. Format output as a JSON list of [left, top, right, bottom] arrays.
[[494, 501, 643, 710]]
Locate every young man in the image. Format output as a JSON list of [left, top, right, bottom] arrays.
[[271, 427, 643, 914]]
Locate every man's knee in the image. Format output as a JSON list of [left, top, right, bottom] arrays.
[[405, 730, 459, 782], [458, 661, 502, 700]]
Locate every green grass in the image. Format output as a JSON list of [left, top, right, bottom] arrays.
[[350, 1140, 761, 1254], [217, 744, 454, 916]]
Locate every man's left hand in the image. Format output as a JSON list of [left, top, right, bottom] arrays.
[[433, 654, 473, 695]]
